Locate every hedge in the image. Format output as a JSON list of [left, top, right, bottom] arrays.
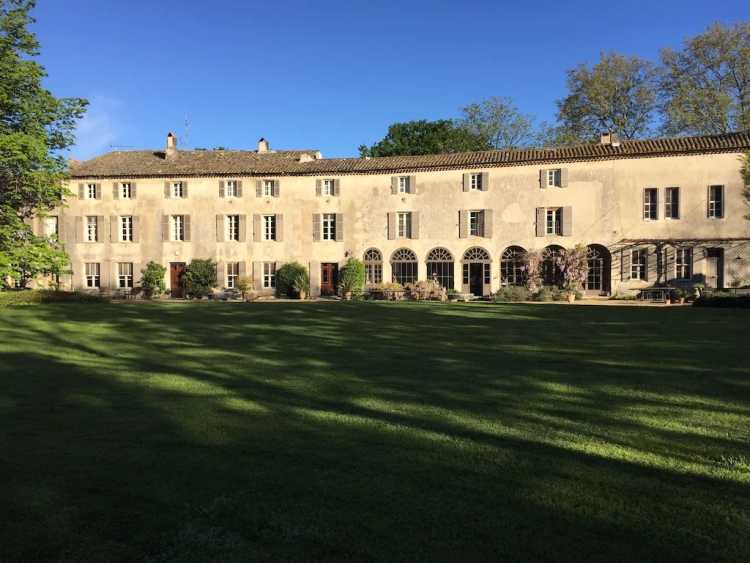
[[0, 290, 111, 306], [692, 292, 750, 309]]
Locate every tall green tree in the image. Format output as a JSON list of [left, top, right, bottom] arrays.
[[659, 22, 750, 136], [0, 0, 88, 287], [455, 96, 539, 150], [556, 50, 659, 142], [359, 119, 486, 157]]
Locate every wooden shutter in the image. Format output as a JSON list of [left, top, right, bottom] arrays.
[[183, 215, 191, 241], [562, 206, 572, 236], [132, 215, 140, 243], [110, 216, 118, 242], [131, 182, 137, 199], [100, 261, 110, 289], [133, 262, 141, 288], [164, 181, 171, 198], [408, 176, 417, 194], [536, 207, 546, 237], [216, 215, 224, 242], [75, 216, 83, 242], [459, 210, 469, 238], [645, 248, 653, 282], [621, 250, 631, 281], [539, 170, 547, 189], [276, 214, 284, 242], [58, 215, 66, 243], [256, 180, 263, 197], [481, 172, 489, 192], [411, 212, 419, 239], [162, 215, 170, 242], [95, 183, 102, 200], [239, 262, 246, 278], [484, 209, 493, 238], [182, 181, 189, 198], [273, 180, 280, 198], [335, 213, 343, 242], [664, 247, 675, 281], [309, 261, 320, 296], [253, 261, 262, 289], [334, 179, 340, 196], [391, 177, 398, 195], [388, 212, 397, 240], [462, 173, 470, 192], [217, 262, 225, 287], [253, 214, 261, 242], [239, 215, 247, 242], [313, 214, 321, 241], [78, 183, 84, 199], [113, 182, 119, 200], [315, 179, 322, 197], [219, 181, 225, 198], [96, 216, 105, 243], [561, 168, 569, 188], [236, 180, 243, 198]]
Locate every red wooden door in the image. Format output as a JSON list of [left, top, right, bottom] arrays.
[[170, 262, 186, 297], [321, 263, 338, 295]]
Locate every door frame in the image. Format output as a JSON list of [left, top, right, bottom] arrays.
[[320, 262, 339, 296], [169, 262, 186, 298]]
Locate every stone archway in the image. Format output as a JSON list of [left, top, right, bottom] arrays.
[[585, 244, 611, 293], [461, 247, 491, 297]]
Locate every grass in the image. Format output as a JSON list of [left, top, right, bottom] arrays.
[[0, 301, 748, 562]]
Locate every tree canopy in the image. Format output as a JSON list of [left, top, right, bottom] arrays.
[[0, 0, 88, 287], [455, 95, 539, 150], [358, 119, 486, 157]]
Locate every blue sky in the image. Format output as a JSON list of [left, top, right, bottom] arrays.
[[31, 0, 749, 160]]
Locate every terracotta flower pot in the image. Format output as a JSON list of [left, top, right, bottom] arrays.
[[298, 291, 306, 300], [678, 297, 685, 305], [344, 291, 352, 300], [665, 299, 671, 305], [566, 293, 576, 304]]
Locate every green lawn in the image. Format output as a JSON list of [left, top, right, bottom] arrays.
[[0, 301, 749, 562]]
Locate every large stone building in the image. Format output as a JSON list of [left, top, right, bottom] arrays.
[[35, 131, 750, 297]]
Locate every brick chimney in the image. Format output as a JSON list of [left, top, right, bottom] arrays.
[[258, 137, 269, 153], [600, 132, 619, 145], [166, 132, 178, 158]]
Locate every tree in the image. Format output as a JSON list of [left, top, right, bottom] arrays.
[[659, 22, 750, 136], [359, 119, 486, 157], [140, 261, 167, 299], [455, 96, 539, 149], [275, 261, 308, 298], [180, 259, 217, 299], [556, 51, 659, 142], [338, 258, 365, 299], [0, 0, 88, 288]]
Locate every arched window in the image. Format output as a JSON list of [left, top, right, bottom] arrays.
[[463, 247, 491, 261], [391, 248, 418, 285], [426, 248, 454, 289], [461, 247, 491, 297], [501, 246, 526, 286], [363, 248, 383, 286], [542, 245, 565, 288], [586, 244, 611, 292]]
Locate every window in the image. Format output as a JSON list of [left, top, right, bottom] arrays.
[[172, 215, 184, 241], [470, 173, 482, 191], [120, 216, 133, 242], [85, 263, 100, 287], [665, 188, 679, 219], [708, 185, 724, 218], [87, 183, 97, 199], [391, 248, 418, 285], [263, 262, 276, 288], [676, 248, 692, 280], [86, 216, 98, 242], [631, 249, 647, 280], [644, 188, 658, 220], [501, 246, 526, 286], [426, 248, 454, 289], [398, 177, 409, 193], [44, 217, 58, 237], [263, 215, 276, 241], [226, 215, 239, 241], [117, 262, 133, 288], [470, 211, 485, 237], [172, 181, 184, 198], [364, 248, 383, 285], [547, 169, 562, 188], [264, 180, 274, 197], [323, 179, 334, 196], [121, 183, 132, 199], [226, 262, 239, 288], [546, 209, 561, 235], [322, 214, 336, 241], [541, 246, 564, 288], [397, 212, 411, 238], [226, 181, 237, 197]]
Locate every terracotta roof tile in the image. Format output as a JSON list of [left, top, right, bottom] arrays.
[[69, 132, 750, 179]]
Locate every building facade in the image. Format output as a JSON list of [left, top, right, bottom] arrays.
[[35, 131, 750, 297]]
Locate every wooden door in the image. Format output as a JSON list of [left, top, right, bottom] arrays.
[[170, 262, 186, 298], [706, 258, 719, 289], [321, 263, 338, 295]]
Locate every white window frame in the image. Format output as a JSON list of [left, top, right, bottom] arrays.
[[44, 216, 58, 237], [631, 249, 647, 280], [85, 262, 100, 287], [676, 248, 692, 280], [665, 187, 679, 220], [172, 215, 184, 241], [546, 209, 561, 235], [86, 216, 98, 242], [117, 262, 133, 288], [226, 262, 239, 288], [547, 169, 561, 188], [469, 211, 484, 237], [263, 262, 276, 288], [226, 180, 237, 197], [172, 181, 183, 198], [121, 182, 132, 199], [397, 212, 411, 238], [87, 183, 97, 199], [322, 213, 336, 241], [398, 177, 409, 194], [120, 216, 133, 242], [470, 173, 481, 191], [263, 180, 274, 197], [323, 179, 334, 196], [708, 185, 724, 219], [644, 188, 658, 220], [226, 215, 239, 242], [263, 214, 276, 241]]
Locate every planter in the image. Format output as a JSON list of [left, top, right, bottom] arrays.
[[678, 297, 685, 305], [566, 293, 576, 304], [344, 291, 352, 300], [447, 294, 460, 301], [298, 291, 306, 300], [665, 299, 672, 305]]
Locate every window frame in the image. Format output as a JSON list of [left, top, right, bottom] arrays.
[[546, 208, 561, 235], [226, 180, 237, 198], [708, 185, 724, 219], [263, 180, 274, 197], [117, 262, 133, 288], [86, 216, 98, 242], [226, 215, 239, 242], [171, 215, 184, 241], [262, 262, 276, 288], [665, 187, 679, 220], [470, 173, 482, 191], [120, 215, 133, 242], [644, 188, 658, 220], [262, 214, 276, 241], [226, 262, 239, 288], [323, 179, 335, 196], [87, 183, 97, 199], [121, 182, 132, 199], [172, 181, 183, 198], [547, 169, 562, 188], [676, 248, 692, 280], [398, 176, 409, 194], [322, 213, 336, 241], [397, 212, 412, 239], [630, 248, 647, 280], [469, 211, 485, 237], [85, 262, 100, 287], [44, 216, 58, 237]]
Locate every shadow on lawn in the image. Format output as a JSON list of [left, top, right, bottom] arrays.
[[0, 302, 749, 562]]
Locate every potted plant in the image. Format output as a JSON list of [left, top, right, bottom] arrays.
[[555, 245, 589, 304], [675, 288, 690, 305], [447, 288, 460, 301], [337, 258, 366, 300], [292, 270, 310, 300], [692, 282, 705, 299], [337, 276, 356, 300]]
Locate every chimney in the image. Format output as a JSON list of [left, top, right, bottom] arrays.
[[600, 132, 619, 146], [166, 132, 178, 158], [600, 132, 611, 145], [258, 137, 269, 153]]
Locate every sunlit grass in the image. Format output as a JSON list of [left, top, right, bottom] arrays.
[[0, 301, 748, 562]]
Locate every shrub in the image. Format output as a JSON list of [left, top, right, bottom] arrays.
[[0, 290, 110, 306], [293, 270, 310, 297], [376, 281, 405, 300], [276, 262, 308, 298], [140, 261, 167, 299], [405, 279, 443, 301], [609, 292, 637, 301], [338, 258, 366, 298], [494, 286, 531, 302], [551, 287, 569, 301], [536, 286, 553, 302], [693, 293, 750, 308], [181, 259, 217, 299], [235, 276, 252, 301], [446, 288, 460, 295]]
